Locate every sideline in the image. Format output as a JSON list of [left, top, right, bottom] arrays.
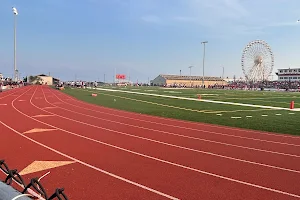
[[87, 87, 299, 111]]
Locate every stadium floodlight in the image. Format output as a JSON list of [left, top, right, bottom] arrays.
[[12, 7, 18, 82], [201, 41, 208, 87], [188, 66, 193, 87], [297, 19, 300, 23]]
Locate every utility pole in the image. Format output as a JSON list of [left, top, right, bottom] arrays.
[[201, 41, 208, 87], [180, 70, 181, 76], [104, 73, 106, 83], [222, 66, 224, 85], [188, 66, 193, 87]]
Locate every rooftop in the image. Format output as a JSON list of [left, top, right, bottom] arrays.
[[160, 74, 224, 81]]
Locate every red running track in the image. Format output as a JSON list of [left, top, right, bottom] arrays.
[[0, 85, 300, 200]]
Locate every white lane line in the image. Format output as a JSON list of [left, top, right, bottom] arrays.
[[262, 115, 268, 117], [0, 104, 7, 106], [3, 112, 300, 199], [246, 116, 252, 118], [66, 88, 300, 140], [231, 117, 242, 119], [53, 90, 300, 148], [275, 114, 282, 116], [0, 121, 179, 200], [9, 89, 179, 200], [32, 90, 300, 174], [21, 88, 300, 198], [92, 87, 300, 111]]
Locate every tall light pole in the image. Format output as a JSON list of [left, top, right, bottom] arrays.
[[201, 41, 208, 87], [222, 66, 224, 86], [188, 66, 193, 87], [12, 7, 18, 82]]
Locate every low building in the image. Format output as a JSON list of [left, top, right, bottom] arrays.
[[28, 74, 60, 85], [151, 74, 227, 87], [276, 68, 300, 81]]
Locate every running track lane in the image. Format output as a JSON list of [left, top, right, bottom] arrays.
[[44, 88, 300, 169], [0, 86, 173, 200], [35, 87, 300, 196], [8, 85, 300, 199], [56, 87, 300, 144]]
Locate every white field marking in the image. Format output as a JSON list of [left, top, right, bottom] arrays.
[[164, 91, 182, 94], [37, 90, 300, 173], [92, 87, 300, 111], [289, 113, 295, 115], [246, 116, 253, 118], [10, 93, 300, 199], [98, 92, 210, 113], [216, 114, 222, 116], [145, 90, 156, 92], [262, 115, 268, 117], [131, 89, 141, 91], [67, 88, 300, 140], [198, 94, 219, 96], [231, 117, 242, 119], [204, 109, 268, 114], [18, 100, 26, 101], [55, 89, 300, 147], [276, 114, 282, 116], [9, 89, 180, 200], [0, 104, 7, 106]]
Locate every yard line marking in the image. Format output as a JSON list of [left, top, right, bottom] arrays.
[[205, 109, 269, 114], [246, 116, 252, 118], [90, 87, 300, 111], [289, 113, 295, 115], [262, 115, 268, 117], [231, 117, 242, 119], [216, 114, 222, 116], [275, 114, 282, 116]]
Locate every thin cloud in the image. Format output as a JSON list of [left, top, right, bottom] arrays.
[[268, 21, 300, 27], [141, 15, 161, 23]]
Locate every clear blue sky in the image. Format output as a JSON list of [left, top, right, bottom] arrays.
[[0, 0, 300, 82]]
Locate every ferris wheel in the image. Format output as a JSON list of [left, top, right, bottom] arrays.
[[241, 40, 274, 82]]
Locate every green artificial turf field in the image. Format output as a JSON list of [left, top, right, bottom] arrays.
[[62, 86, 300, 136]]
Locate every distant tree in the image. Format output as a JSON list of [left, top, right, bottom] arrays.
[[29, 76, 42, 84]]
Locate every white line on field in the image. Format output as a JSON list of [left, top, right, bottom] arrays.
[[231, 117, 242, 119], [90, 87, 300, 111], [246, 116, 252, 118]]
